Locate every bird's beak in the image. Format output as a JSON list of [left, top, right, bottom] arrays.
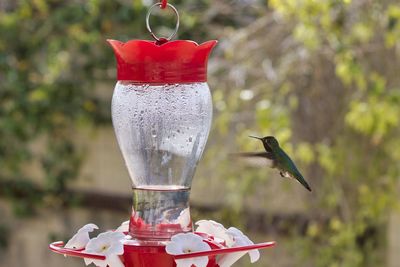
[[248, 135, 263, 140]]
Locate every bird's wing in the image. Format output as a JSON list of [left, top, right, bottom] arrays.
[[232, 152, 275, 168], [233, 152, 274, 159]]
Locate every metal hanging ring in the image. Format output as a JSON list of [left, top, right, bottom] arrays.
[[146, 3, 180, 42]]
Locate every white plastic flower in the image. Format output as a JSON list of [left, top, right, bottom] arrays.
[[195, 220, 234, 247], [65, 223, 99, 249], [217, 227, 260, 267], [175, 208, 191, 229], [115, 221, 129, 233], [166, 233, 211, 267], [83, 231, 125, 267]]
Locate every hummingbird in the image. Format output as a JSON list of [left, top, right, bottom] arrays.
[[237, 135, 312, 192]]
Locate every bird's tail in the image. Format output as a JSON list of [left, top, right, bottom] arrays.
[[295, 174, 312, 192]]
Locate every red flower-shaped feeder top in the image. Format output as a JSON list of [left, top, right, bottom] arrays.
[[107, 39, 217, 83]]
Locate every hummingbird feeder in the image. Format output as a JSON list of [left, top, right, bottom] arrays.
[[49, 1, 276, 266]]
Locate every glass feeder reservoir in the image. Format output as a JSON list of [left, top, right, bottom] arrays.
[[107, 7, 217, 241]]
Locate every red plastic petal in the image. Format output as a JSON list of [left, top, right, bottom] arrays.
[[107, 39, 217, 83]]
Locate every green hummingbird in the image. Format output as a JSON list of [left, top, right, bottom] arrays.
[[238, 135, 312, 192]]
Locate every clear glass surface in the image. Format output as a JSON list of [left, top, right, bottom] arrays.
[[111, 81, 213, 240]]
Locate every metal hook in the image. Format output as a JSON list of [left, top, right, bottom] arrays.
[[146, 3, 180, 42]]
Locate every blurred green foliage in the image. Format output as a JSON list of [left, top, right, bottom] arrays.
[[267, 1, 400, 266], [205, 0, 400, 266], [1, 0, 400, 266]]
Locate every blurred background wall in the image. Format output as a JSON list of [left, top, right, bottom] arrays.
[[0, 0, 400, 267]]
